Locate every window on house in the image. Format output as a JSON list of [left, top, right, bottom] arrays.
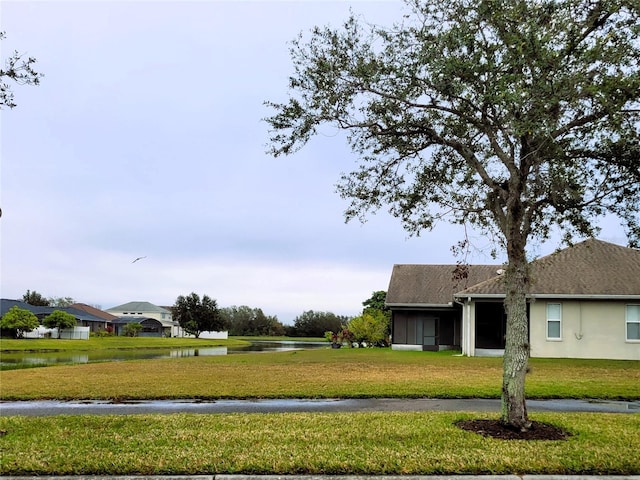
[[546, 303, 562, 340], [627, 305, 640, 341]]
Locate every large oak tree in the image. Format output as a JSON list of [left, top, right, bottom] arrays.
[[266, 0, 640, 429], [172, 292, 224, 338]]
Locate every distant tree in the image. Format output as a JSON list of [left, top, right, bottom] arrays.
[[42, 310, 77, 330], [47, 297, 76, 307], [0, 306, 39, 338], [0, 32, 43, 109], [22, 290, 49, 306], [362, 290, 392, 339], [362, 291, 388, 313], [348, 310, 390, 347], [173, 293, 224, 338], [221, 305, 285, 336], [292, 310, 346, 337], [122, 322, 142, 337]]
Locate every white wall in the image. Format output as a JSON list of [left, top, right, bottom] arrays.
[[197, 331, 228, 340]]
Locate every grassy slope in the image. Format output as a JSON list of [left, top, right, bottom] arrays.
[[1, 348, 638, 400], [0, 336, 248, 352]]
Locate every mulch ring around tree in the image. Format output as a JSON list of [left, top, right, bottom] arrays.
[[455, 419, 571, 440]]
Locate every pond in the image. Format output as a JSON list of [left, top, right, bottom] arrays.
[[0, 341, 327, 370]]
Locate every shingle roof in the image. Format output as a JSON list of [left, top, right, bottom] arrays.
[[386, 264, 501, 306], [0, 299, 46, 316], [105, 301, 171, 314], [0, 299, 110, 323], [69, 303, 119, 321], [457, 238, 640, 297]]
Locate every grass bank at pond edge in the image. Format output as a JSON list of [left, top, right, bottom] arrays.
[[1, 348, 638, 400], [0, 336, 249, 352], [1, 411, 638, 475]]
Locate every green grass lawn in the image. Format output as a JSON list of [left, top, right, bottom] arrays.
[[1, 412, 638, 475], [1, 344, 638, 476]]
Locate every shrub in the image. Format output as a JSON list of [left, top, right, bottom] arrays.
[[122, 323, 142, 337], [348, 310, 390, 347], [0, 306, 39, 338]]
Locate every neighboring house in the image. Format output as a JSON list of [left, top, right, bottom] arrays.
[[68, 303, 118, 333], [0, 299, 101, 339], [110, 317, 166, 337], [386, 239, 640, 360], [386, 264, 500, 352], [105, 301, 179, 337]]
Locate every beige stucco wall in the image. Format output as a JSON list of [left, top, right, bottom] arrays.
[[106, 309, 172, 323], [529, 300, 640, 360]]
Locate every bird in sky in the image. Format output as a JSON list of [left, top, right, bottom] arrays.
[[132, 256, 147, 263]]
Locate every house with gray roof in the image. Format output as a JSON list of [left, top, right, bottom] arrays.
[[386, 238, 640, 360], [105, 301, 179, 337], [0, 299, 110, 338]]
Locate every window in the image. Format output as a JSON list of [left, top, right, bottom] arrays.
[[546, 303, 562, 340], [627, 305, 640, 341]]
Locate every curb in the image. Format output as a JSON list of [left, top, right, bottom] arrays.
[[2, 475, 640, 480]]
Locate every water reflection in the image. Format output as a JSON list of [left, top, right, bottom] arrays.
[[0, 341, 326, 370]]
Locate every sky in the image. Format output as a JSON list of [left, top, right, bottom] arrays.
[[0, 1, 630, 323]]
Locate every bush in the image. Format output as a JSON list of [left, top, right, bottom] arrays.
[[0, 306, 39, 338], [348, 310, 390, 347], [122, 323, 142, 337], [324, 328, 354, 347]]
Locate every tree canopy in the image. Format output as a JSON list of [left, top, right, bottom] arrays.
[[362, 291, 389, 314], [266, 0, 640, 429], [22, 290, 50, 306], [0, 32, 43, 109], [172, 292, 224, 338], [48, 297, 76, 307], [43, 310, 77, 330], [1, 306, 39, 338], [292, 310, 347, 337], [220, 305, 285, 336]]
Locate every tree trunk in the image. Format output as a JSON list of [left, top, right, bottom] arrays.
[[501, 239, 531, 430]]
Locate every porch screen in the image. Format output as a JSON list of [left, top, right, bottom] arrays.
[[393, 312, 420, 345]]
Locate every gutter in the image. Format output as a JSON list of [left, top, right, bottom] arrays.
[[453, 293, 640, 300], [385, 303, 455, 309]]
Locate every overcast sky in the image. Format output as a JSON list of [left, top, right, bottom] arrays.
[[0, 1, 629, 323]]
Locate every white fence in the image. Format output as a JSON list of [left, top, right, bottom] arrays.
[[198, 330, 228, 339], [58, 327, 90, 339], [178, 329, 228, 339], [23, 326, 90, 340]]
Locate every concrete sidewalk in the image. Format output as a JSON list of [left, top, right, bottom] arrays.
[[2, 398, 638, 416]]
